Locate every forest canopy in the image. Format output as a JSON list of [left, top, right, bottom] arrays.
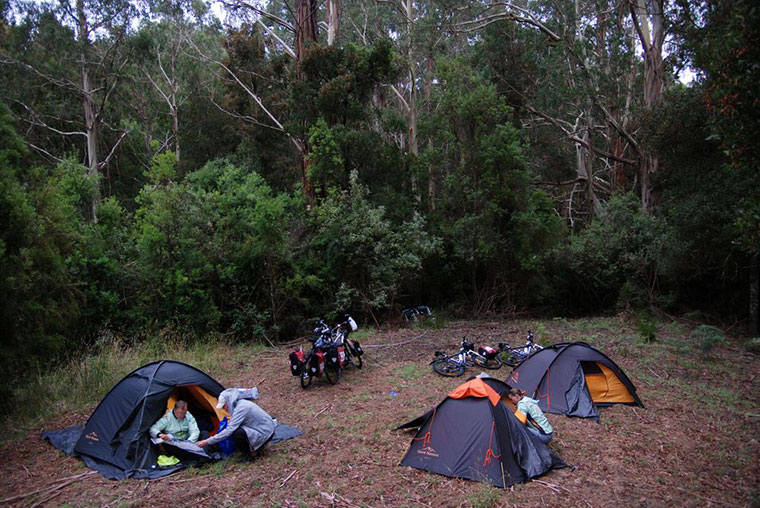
[[1, 0, 758, 395]]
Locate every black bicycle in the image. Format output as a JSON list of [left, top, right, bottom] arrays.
[[430, 339, 501, 377], [497, 331, 543, 367]]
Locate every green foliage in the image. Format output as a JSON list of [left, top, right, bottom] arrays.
[[467, 485, 501, 508], [553, 193, 667, 313], [691, 325, 725, 356], [635, 312, 657, 343], [743, 338, 760, 355], [2, 330, 239, 440], [308, 171, 439, 317], [307, 117, 344, 195], [421, 57, 562, 313], [133, 156, 301, 338]]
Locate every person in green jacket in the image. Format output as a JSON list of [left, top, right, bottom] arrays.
[[149, 400, 200, 443], [507, 388, 554, 444]]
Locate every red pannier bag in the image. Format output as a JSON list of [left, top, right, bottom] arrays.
[[289, 347, 305, 376], [479, 346, 498, 360]]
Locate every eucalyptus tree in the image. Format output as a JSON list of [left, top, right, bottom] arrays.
[[454, 0, 670, 219], [129, 0, 219, 171], [0, 0, 136, 220]]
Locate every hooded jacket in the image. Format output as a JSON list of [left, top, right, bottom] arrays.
[[205, 388, 275, 450]]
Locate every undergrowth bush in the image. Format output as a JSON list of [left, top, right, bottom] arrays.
[[691, 325, 725, 356], [636, 312, 657, 343], [744, 337, 760, 354]]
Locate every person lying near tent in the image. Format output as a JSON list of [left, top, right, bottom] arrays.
[[507, 388, 554, 444], [197, 388, 275, 459], [149, 400, 201, 443]]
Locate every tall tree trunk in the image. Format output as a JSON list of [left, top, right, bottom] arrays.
[[78, 0, 100, 221], [326, 0, 339, 47], [295, 0, 318, 202], [630, 0, 666, 212], [405, 0, 420, 205], [424, 53, 435, 211], [295, 0, 318, 79]]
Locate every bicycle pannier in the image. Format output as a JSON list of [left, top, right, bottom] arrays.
[[310, 351, 325, 376], [478, 346, 498, 360], [289, 348, 305, 376]]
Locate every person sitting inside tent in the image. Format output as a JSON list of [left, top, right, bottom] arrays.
[[149, 400, 201, 443], [197, 388, 275, 459], [507, 388, 554, 444]]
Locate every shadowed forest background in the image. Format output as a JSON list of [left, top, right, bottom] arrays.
[[1, 0, 758, 419]]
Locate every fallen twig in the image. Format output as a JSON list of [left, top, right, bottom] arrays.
[[313, 404, 333, 419], [646, 366, 662, 379], [532, 479, 561, 493], [278, 469, 297, 488], [168, 477, 202, 484], [21, 465, 33, 478], [29, 488, 65, 508], [0, 470, 97, 505]]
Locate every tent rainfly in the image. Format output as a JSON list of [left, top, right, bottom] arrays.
[[398, 377, 566, 488], [505, 342, 644, 420], [72, 360, 226, 479]]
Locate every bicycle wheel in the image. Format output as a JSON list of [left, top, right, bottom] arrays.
[[498, 351, 516, 367], [432, 358, 465, 377], [346, 341, 363, 369], [324, 365, 342, 384], [472, 354, 502, 370], [300, 369, 312, 389]]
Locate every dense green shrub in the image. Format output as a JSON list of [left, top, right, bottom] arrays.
[[307, 171, 439, 320], [552, 193, 667, 313]]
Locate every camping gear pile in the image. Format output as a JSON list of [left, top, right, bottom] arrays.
[[42, 360, 302, 479], [289, 315, 364, 388], [402, 305, 433, 322]]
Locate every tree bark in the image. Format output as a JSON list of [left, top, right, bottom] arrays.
[[630, 0, 666, 213], [295, 0, 318, 202], [78, 0, 100, 221], [326, 0, 339, 47]]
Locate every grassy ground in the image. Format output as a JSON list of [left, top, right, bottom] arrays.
[[1, 315, 758, 507]]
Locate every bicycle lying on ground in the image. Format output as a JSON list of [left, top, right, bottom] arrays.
[[430, 339, 501, 377], [497, 331, 543, 367]]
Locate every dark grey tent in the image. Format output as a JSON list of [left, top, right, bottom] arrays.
[[505, 342, 644, 420], [70, 360, 225, 479], [43, 360, 303, 480], [398, 377, 565, 488]]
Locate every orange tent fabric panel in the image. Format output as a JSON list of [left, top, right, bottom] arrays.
[[448, 378, 502, 406], [585, 363, 635, 404], [166, 385, 229, 421], [513, 409, 527, 425]]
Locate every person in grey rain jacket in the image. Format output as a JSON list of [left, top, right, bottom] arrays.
[[197, 388, 275, 458]]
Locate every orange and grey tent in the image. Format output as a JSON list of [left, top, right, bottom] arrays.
[[505, 342, 643, 419], [397, 377, 565, 488]]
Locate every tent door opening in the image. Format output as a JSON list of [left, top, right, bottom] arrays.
[[581, 361, 635, 404], [166, 385, 227, 437]]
